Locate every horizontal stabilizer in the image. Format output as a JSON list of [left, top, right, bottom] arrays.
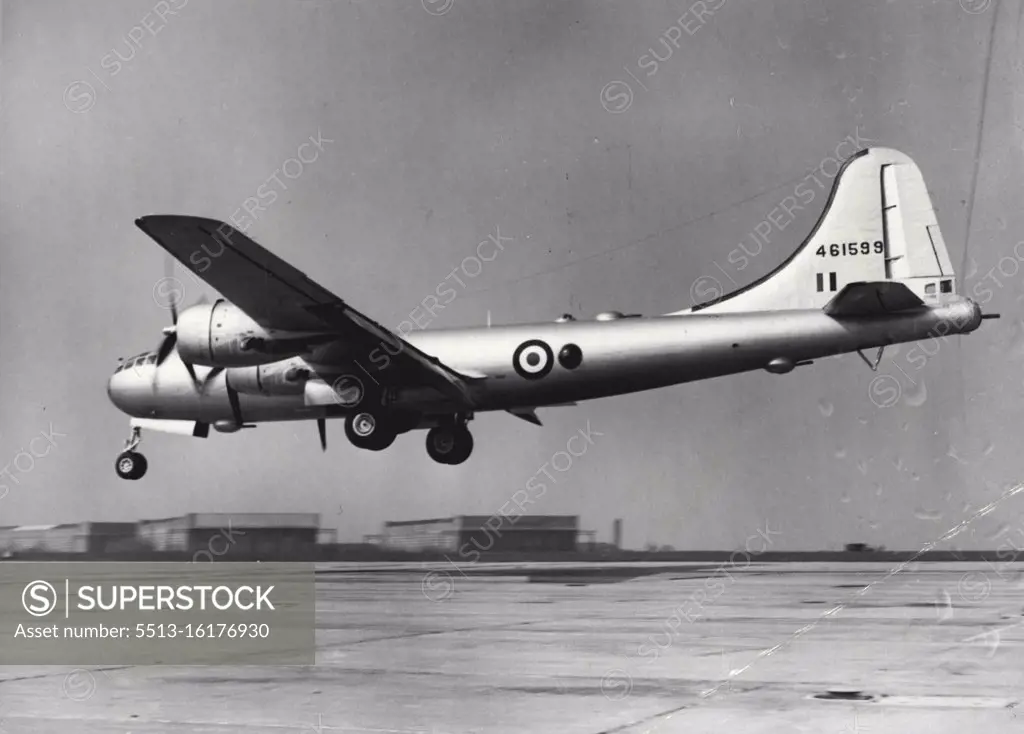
[[824, 281, 925, 317]]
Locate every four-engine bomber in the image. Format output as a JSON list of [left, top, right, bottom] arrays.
[[107, 148, 997, 479]]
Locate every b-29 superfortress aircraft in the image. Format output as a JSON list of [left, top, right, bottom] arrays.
[[108, 148, 997, 479]]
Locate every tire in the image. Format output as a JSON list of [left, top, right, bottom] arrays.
[[344, 412, 396, 451], [366, 432, 396, 451], [448, 428, 473, 465], [115, 451, 147, 480], [426, 425, 473, 465]]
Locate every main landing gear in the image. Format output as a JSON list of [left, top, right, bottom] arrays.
[[341, 409, 474, 465], [425, 421, 474, 465], [344, 411, 397, 452], [335, 376, 474, 465], [115, 426, 147, 480]]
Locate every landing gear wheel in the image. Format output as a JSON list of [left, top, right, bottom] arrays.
[[115, 451, 147, 480], [115, 426, 146, 479], [426, 425, 474, 465], [344, 411, 396, 451]]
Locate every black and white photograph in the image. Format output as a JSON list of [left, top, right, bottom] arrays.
[[1, 0, 1023, 730]]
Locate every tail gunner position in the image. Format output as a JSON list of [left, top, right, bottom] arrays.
[[108, 148, 997, 479]]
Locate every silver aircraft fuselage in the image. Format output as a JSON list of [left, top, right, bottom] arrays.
[[108, 296, 982, 425]]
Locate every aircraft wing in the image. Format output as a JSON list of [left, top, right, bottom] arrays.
[[135, 215, 478, 406], [823, 281, 925, 317]]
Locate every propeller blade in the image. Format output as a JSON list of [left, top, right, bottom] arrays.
[[200, 366, 224, 393], [318, 418, 327, 452], [182, 359, 200, 388], [163, 252, 181, 325], [226, 383, 243, 425], [156, 332, 177, 366]]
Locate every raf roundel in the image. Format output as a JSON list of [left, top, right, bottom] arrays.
[[512, 339, 554, 380]]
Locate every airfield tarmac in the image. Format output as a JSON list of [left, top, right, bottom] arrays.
[[1, 561, 1022, 733]]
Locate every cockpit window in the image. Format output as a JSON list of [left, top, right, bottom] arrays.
[[116, 353, 154, 372]]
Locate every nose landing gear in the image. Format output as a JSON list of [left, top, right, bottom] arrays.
[[115, 426, 147, 480], [115, 451, 147, 480]]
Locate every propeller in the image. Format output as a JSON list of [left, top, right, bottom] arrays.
[[317, 418, 327, 452], [199, 366, 225, 393], [155, 304, 178, 365], [196, 364, 243, 425], [152, 256, 243, 424], [182, 365, 244, 429], [154, 256, 200, 388], [226, 379, 244, 425]]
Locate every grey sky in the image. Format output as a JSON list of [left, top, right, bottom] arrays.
[[1, 0, 1021, 550]]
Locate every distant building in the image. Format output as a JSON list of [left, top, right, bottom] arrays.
[[317, 528, 338, 545], [137, 513, 320, 559], [381, 515, 580, 553], [0, 522, 136, 555], [380, 517, 458, 552], [844, 543, 884, 552]]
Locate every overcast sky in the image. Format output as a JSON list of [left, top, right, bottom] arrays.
[[1, 0, 1022, 550]]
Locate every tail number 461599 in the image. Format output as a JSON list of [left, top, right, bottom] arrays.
[[816, 241, 884, 257]]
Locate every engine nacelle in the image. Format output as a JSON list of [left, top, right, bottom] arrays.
[[176, 299, 310, 367], [225, 361, 311, 396]]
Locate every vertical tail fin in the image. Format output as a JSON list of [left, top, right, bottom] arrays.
[[674, 148, 957, 314]]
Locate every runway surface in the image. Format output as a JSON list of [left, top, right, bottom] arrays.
[[1, 561, 1023, 733]]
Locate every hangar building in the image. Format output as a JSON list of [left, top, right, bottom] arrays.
[[380, 515, 580, 553], [137, 513, 320, 559], [0, 522, 137, 555]]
